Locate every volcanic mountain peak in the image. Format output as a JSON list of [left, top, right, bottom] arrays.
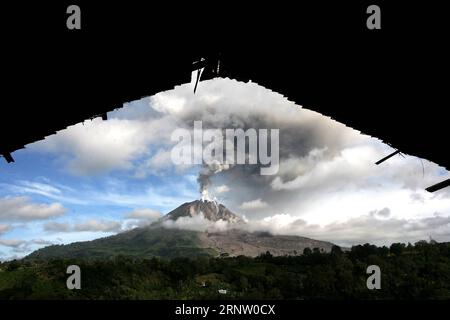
[[163, 199, 245, 224], [26, 199, 336, 260]]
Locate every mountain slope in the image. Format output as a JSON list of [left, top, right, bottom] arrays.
[[27, 227, 217, 260]]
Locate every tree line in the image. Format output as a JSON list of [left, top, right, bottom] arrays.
[[0, 241, 449, 299]]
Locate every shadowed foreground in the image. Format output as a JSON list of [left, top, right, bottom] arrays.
[[1, 241, 449, 300]]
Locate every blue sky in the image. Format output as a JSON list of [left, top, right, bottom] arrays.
[[0, 98, 201, 259], [1, 79, 449, 260]]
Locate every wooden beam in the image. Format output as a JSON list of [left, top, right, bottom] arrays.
[[375, 150, 401, 165], [426, 179, 450, 192], [2, 152, 14, 163]]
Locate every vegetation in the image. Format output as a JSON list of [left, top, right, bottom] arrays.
[[1, 241, 449, 300], [26, 228, 217, 260]]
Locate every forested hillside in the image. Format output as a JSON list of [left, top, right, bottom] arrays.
[[1, 241, 449, 299]]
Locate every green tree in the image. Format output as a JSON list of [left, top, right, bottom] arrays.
[[390, 243, 405, 256]]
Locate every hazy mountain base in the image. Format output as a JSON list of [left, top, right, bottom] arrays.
[[1, 241, 450, 299], [25, 227, 334, 261], [200, 229, 334, 257]]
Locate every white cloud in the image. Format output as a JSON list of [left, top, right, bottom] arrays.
[[134, 149, 173, 178], [0, 224, 10, 234], [17, 181, 62, 196], [151, 94, 187, 114], [44, 119, 146, 174], [125, 208, 162, 220], [370, 207, 391, 218], [0, 239, 26, 248], [28, 117, 173, 176], [239, 198, 269, 210], [162, 213, 230, 232], [74, 219, 122, 233], [43, 222, 71, 232], [4, 180, 88, 205], [92, 186, 196, 208], [31, 239, 55, 246], [0, 196, 66, 221], [215, 185, 230, 193], [0, 238, 57, 258], [3, 177, 197, 212], [44, 219, 122, 233], [244, 212, 450, 247]]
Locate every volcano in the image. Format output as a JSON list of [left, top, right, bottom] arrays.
[[160, 199, 245, 224], [26, 200, 335, 260]]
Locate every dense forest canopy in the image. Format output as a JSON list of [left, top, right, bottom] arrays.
[[1, 241, 449, 300]]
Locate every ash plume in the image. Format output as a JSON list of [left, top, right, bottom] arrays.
[[197, 161, 230, 200]]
